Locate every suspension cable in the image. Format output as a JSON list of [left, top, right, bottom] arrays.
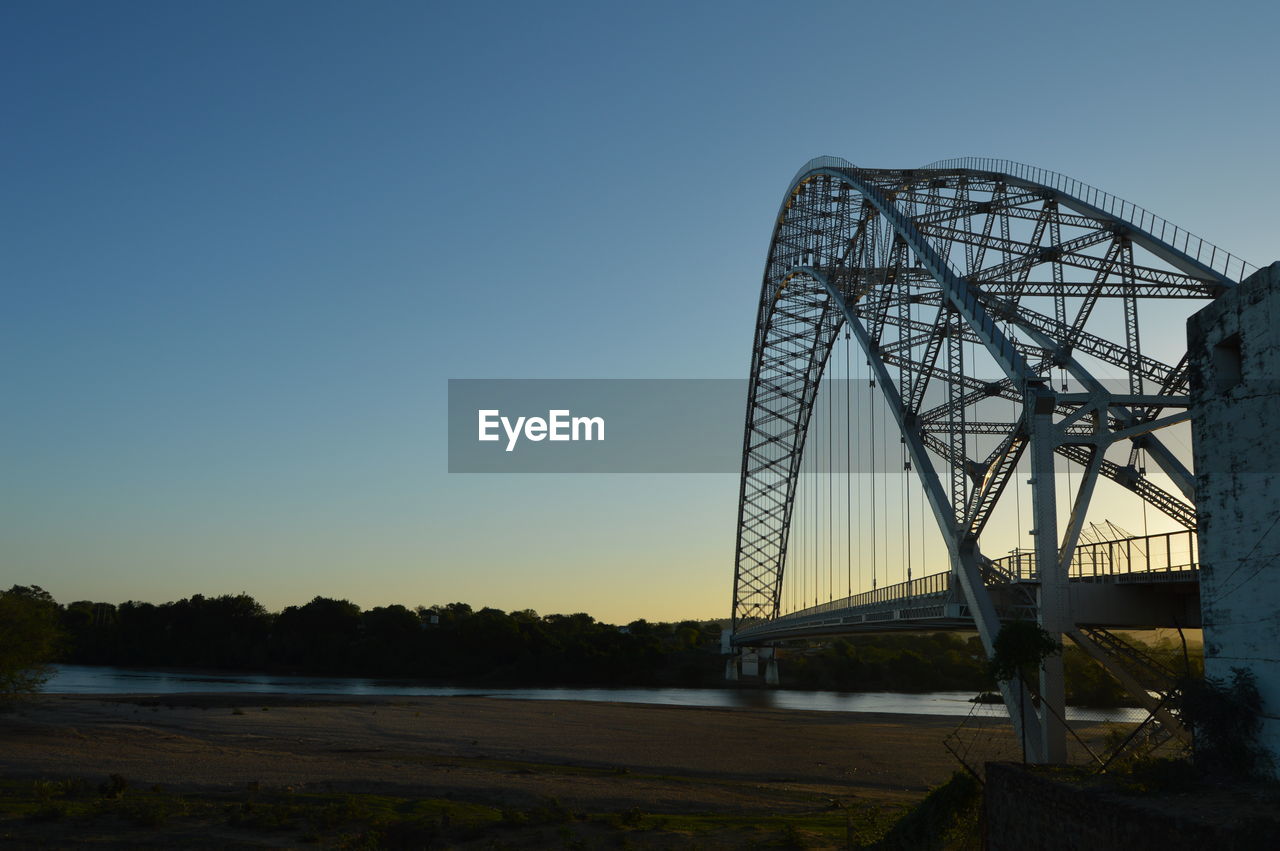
[[905, 441, 913, 586], [869, 367, 877, 590], [845, 331, 852, 597], [798, 428, 805, 611], [828, 347, 834, 602], [813, 402, 819, 606]]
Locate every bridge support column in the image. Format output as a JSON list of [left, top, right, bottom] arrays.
[[1029, 390, 1068, 764], [764, 647, 780, 686], [721, 631, 738, 681]]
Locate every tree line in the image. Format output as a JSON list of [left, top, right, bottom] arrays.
[[2, 585, 1194, 705], [59, 593, 702, 686]]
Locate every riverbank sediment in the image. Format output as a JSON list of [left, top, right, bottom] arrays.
[[0, 694, 1119, 846]]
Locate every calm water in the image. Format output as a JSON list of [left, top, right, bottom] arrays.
[[46, 665, 1141, 722]]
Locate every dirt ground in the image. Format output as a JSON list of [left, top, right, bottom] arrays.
[[0, 693, 1120, 847], [2, 694, 985, 811]]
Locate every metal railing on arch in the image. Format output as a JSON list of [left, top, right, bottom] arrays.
[[921, 156, 1255, 283]]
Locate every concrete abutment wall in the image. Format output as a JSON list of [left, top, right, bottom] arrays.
[[1187, 260, 1280, 777]]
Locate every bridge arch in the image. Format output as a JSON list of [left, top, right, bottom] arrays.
[[730, 157, 1253, 761]]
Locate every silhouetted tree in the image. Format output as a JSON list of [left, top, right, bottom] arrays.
[[0, 585, 65, 701]]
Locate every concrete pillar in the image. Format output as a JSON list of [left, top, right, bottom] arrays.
[[1029, 388, 1067, 764], [765, 657, 780, 686], [1188, 261, 1280, 778], [724, 656, 739, 681]]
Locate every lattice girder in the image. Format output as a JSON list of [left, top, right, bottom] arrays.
[[732, 159, 1241, 631]]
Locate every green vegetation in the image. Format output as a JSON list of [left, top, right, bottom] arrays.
[[871, 772, 981, 851], [59, 595, 709, 687], [784, 634, 990, 692], [0, 586, 1188, 705], [777, 631, 1168, 707], [1046, 667, 1272, 807], [0, 585, 65, 704], [1177, 666, 1273, 781], [0, 775, 907, 848], [987, 620, 1060, 685]]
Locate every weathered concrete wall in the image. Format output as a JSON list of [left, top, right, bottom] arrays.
[[984, 762, 1279, 850], [1187, 260, 1280, 776]]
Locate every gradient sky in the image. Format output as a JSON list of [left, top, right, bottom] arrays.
[[4, 1, 1277, 623]]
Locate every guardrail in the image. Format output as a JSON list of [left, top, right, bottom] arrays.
[[761, 569, 952, 629], [744, 530, 1198, 636], [989, 530, 1198, 580]]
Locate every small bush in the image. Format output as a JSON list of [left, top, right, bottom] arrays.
[[1122, 757, 1199, 794], [501, 797, 574, 827], [27, 802, 68, 822], [1178, 667, 1273, 780], [375, 817, 442, 849], [99, 774, 128, 799], [32, 779, 62, 802], [120, 797, 177, 827]]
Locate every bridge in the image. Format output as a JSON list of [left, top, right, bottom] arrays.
[[728, 156, 1258, 763]]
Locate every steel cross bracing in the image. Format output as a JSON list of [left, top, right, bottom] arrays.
[[730, 157, 1247, 763]]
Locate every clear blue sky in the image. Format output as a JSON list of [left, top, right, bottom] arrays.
[[3, 0, 1276, 622]]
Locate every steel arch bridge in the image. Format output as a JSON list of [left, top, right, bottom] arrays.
[[728, 156, 1255, 763]]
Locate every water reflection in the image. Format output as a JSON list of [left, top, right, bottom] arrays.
[[45, 665, 1142, 723]]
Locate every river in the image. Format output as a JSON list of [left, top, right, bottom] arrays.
[[45, 664, 1142, 722]]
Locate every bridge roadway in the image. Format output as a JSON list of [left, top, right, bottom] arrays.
[[734, 530, 1200, 645]]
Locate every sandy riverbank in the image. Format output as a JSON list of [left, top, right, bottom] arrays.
[[2, 693, 1095, 814], [0, 693, 1131, 847]]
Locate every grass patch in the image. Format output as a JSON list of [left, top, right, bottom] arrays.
[[871, 772, 982, 851], [0, 775, 916, 848]]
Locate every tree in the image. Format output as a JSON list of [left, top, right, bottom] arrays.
[[988, 620, 1061, 763], [1177, 667, 1273, 780], [0, 585, 65, 702], [987, 620, 1061, 685]]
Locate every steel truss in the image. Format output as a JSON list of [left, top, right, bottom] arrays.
[[731, 157, 1250, 763]]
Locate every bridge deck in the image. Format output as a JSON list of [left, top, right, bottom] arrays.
[[735, 531, 1200, 644]]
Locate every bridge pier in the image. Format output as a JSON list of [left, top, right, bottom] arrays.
[[722, 643, 780, 685], [1030, 389, 1069, 764], [721, 631, 737, 681], [1036, 654, 1067, 764]]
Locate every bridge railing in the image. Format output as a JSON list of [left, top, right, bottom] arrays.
[[792, 155, 1253, 292], [753, 530, 1197, 633], [922, 157, 1255, 283], [990, 530, 1199, 580], [766, 569, 952, 627], [790, 155, 857, 187]]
